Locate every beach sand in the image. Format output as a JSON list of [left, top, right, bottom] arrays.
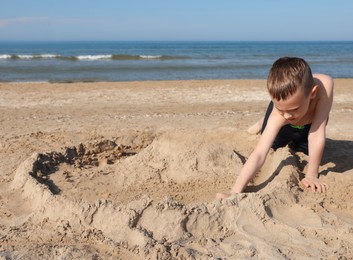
[[0, 79, 352, 259]]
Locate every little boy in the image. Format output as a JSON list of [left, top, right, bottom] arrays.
[[217, 57, 334, 198]]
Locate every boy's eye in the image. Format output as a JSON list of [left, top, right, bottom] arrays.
[[278, 108, 299, 113]]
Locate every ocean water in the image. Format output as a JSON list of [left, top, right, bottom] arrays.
[[0, 41, 353, 82]]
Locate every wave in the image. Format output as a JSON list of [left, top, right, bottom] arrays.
[[0, 54, 188, 61], [0, 54, 60, 60], [75, 55, 112, 61]]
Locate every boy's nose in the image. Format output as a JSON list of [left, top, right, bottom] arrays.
[[284, 113, 293, 119]]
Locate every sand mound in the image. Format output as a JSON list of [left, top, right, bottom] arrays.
[[12, 130, 243, 204], [3, 130, 352, 259]]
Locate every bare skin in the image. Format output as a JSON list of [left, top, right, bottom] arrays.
[[217, 74, 334, 199]]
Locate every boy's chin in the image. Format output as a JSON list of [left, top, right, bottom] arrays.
[[287, 118, 299, 124]]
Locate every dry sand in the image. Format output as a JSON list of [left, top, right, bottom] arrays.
[[0, 79, 352, 259]]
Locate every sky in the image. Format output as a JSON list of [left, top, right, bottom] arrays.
[[0, 0, 353, 41]]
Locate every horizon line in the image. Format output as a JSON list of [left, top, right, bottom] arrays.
[[1, 39, 353, 43]]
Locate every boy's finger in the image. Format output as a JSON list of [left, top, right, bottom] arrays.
[[311, 183, 316, 192], [321, 185, 326, 193], [318, 184, 322, 193], [302, 180, 309, 187], [322, 183, 328, 193]]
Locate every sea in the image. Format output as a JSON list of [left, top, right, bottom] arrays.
[[0, 41, 353, 82]]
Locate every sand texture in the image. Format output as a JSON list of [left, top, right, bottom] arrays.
[[0, 79, 352, 259]]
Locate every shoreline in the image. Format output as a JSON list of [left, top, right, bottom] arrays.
[[2, 77, 353, 84], [2, 78, 267, 84], [3, 41, 353, 83]]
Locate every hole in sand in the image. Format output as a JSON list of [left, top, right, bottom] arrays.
[[29, 131, 243, 204]]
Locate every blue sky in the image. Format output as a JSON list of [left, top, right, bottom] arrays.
[[0, 0, 352, 41]]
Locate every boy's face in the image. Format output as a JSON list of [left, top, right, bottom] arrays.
[[272, 88, 313, 125]]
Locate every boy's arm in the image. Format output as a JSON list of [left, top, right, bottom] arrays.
[[302, 74, 334, 192], [230, 113, 284, 193]]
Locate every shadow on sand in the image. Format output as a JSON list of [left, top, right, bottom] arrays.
[[245, 138, 353, 193]]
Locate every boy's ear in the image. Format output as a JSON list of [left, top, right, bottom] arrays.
[[310, 85, 319, 99]]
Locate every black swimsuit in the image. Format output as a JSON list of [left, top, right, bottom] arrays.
[[261, 101, 311, 155]]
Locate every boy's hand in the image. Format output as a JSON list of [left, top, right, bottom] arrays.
[[301, 176, 328, 193], [216, 192, 232, 199]]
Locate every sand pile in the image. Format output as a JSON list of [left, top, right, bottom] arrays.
[[0, 80, 352, 259], [1, 129, 352, 259]]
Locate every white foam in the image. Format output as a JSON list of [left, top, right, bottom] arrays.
[[140, 55, 162, 59], [17, 55, 34, 59], [39, 54, 59, 59], [0, 54, 60, 60], [0, 54, 12, 59], [76, 55, 112, 60], [0, 54, 162, 60]]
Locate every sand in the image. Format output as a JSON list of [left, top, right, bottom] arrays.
[[0, 79, 352, 259]]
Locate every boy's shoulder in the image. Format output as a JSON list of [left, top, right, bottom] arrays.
[[314, 74, 334, 94], [312, 74, 334, 123]]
